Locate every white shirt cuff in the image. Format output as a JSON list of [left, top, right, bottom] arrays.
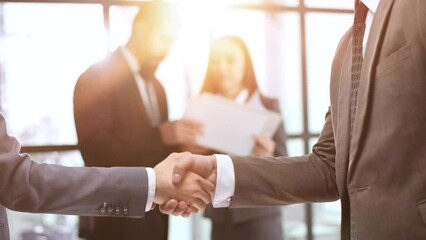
[[145, 167, 156, 212], [212, 154, 235, 208]]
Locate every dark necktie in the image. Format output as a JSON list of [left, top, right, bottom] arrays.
[[350, 2, 369, 239], [350, 1, 369, 141]]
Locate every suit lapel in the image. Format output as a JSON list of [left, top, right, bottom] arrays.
[[349, 0, 395, 172], [115, 51, 153, 125], [334, 36, 353, 188]]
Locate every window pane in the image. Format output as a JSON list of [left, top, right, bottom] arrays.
[[283, 204, 307, 239], [0, 3, 106, 145], [109, 5, 139, 51], [306, 12, 352, 133], [305, 0, 353, 9], [282, 138, 307, 239], [312, 201, 341, 240]]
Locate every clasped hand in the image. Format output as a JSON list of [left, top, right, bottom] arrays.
[[153, 152, 217, 217]]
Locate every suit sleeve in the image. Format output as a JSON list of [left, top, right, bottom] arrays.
[[0, 113, 147, 218], [231, 109, 339, 207], [74, 69, 171, 168], [417, 0, 426, 49]]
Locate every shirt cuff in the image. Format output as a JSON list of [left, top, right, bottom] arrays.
[[212, 154, 235, 208], [145, 167, 156, 212]]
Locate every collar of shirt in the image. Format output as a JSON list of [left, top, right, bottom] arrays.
[[119, 46, 141, 75], [361, 0, 380, 13]]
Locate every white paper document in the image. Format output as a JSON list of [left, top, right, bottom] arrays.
[[184, 94, 282, 155]]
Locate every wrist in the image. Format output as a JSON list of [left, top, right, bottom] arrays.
[[210, 155, 218, 186], [153, 166, 162, 204]]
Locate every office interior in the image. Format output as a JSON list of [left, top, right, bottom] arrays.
[[0, 0, 355, 239]]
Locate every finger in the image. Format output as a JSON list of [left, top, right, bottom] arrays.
[[189, 198, 207, 212], [180, 129, 199, 145], [173, 154, 216, 183], [252, 144, 263, 156], [254, 135, 268, 148], [182, 206, 198, 217], [200, 177, 216, 197], [159, 199, 178, 215], [170, 201, 188, 216], [258, 135, 276, 151], [182, 174, 211, 204], [182, 119, 204, 129], [193, 174, 215, 198], [182, 209, 191, 218], [151, 203, 157, 210], [178, 200, 188, 209], [172, 153, 194, 184], [182, 206, 198, 218], [254, 137, 275, 155]]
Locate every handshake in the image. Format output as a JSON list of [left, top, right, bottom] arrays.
[[153, 152, 218, 217]]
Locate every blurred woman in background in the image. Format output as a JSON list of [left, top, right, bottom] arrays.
[[194, 35, 288, 240]]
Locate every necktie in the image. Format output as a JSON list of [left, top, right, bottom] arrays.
[[350, 3, 369, 239], [350, 0, 369, 141]]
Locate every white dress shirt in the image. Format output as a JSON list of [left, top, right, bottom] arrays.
[[212, 0, 381, 208], [362, 0, 380, 56]]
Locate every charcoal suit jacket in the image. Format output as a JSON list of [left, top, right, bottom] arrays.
[[0, 113, 148, 240]]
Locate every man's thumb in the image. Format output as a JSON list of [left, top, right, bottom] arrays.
[[172, 155, 194, 184]]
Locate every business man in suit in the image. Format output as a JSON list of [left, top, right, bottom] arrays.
[[166, 0, 426, 239], [74, 2, 202, 240], [0, 112, 214, 240]]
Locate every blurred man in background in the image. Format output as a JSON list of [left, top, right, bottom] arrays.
[[74, 2, 203, 239]]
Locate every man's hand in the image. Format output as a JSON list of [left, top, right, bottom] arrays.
[[159, 119, 203, 146], [158, 152, 217, 216], [154, 152, 215, 213], [252, 135, 275, 157], [170, 152, 217, 185]]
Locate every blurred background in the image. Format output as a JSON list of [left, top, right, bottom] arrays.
[[0, 0, 354, 239]]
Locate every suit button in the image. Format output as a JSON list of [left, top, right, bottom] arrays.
[[115, 207, 121, 215], [123, 207, 129, 215], [98, 202, 108, 214], [98, 207, 106, 214], [107, 206, 114, 215]]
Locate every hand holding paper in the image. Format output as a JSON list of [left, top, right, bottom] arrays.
[[184, 94, 282, 155]]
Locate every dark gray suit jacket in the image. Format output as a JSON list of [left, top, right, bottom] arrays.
[[74, 50, 175, 240], [0, 113, 148, 240], [205, 94, 287, 224], [231, 0, 426, 239]]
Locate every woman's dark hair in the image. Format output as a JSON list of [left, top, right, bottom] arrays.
[[200, 35, 258, 98]]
